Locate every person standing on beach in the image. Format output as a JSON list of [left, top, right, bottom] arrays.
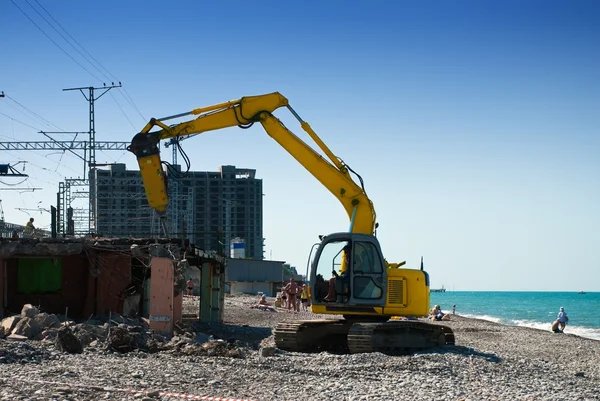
[[452, 305, 456, 315], [284, 277, 299, 312], [186, 278, 194, 295]]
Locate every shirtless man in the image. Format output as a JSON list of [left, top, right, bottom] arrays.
[[186, 278, 194, 295], [284, 278, 299, 312]]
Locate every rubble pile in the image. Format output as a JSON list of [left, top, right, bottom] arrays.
[[1, 304, 63, 341], [105, 324, 164, 354], [164, 333, 246, 358], [1, 303, 252, 360]]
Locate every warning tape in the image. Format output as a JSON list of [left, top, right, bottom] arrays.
[[0, 377, 255, 401]]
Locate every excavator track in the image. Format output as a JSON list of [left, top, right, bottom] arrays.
[[347, 320, 455, 355], [274, 319, 455, 355], [274, 319, 355, 353]]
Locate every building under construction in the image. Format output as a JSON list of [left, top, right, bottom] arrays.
[[93, 164, 264, 259]]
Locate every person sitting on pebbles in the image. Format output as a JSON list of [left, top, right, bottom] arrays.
[[429, 305, 450, 321], [551, 306, 569, 333], [250, 294, 275, 311]]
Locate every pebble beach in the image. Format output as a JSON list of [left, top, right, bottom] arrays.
[[1, 294, 599, 401]]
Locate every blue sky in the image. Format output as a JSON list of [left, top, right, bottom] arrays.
[[0, 0, 598, 291]]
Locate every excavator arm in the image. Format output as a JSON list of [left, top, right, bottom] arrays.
[[127, 92, 376, 235]]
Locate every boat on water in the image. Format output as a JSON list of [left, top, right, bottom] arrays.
[[578, 291, 586, 294], [431, 285, 446, 293]]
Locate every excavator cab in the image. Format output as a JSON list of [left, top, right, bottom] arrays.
[[310, 232, 387, 313]]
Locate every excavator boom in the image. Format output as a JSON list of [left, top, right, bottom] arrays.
[[128, 92, 376, 234]]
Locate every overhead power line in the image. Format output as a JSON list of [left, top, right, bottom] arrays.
[[32, 0, 119, 83], [4, 94, 66, 132], [24, 0, 112, 83], [10, 0, 103, 83]]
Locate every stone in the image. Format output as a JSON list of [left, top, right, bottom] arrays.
[[33, 313, 61, 330], [6, 334, 28, 341], [107, 326, 134, 353], [55, 326, 83, 354], [11, 317, 42, 340], [1, 316, 21, 336], [260, 346, 277, 357], [41, 328, 59, 341], [227, 348, 245, 358], [21, 304, 39, 318]]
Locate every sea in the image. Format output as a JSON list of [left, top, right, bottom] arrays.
[[430, 291, 600, 341]]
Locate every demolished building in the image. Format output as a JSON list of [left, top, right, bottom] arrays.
[[0, 237, 226, 332]]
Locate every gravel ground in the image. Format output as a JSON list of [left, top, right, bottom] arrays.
[[1, 293, 599, 401]]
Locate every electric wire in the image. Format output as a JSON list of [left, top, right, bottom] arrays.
[[24, 0, 109, 83], [30, 0, 146, 122], [119, 87, 146, 121], [13, 0, 145, 128], [10, 0, 103, 83], [108, 92, 137, 130], [0, 178, 28, 186], [0, 111, 42, 132], [33, 0, 117, 83], [4, 95, 66, 132]]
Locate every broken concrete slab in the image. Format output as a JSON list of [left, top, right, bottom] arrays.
[[1, 315, 21, 336], [21, 304, 39, 318], [11, 317, 42, 340], [33, 313, 61, 330], [7, 334, 28, 341]]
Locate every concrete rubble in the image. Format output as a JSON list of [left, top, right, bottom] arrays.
[[0, 302, 248, 360]]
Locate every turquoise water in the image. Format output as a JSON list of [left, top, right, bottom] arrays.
[[430, 291, 600, 341]]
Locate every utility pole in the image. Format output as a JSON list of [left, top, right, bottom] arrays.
[[63, 82, 122, 234], [63, 83, 121, 176]]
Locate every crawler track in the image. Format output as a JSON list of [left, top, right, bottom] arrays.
[[347, 320, 455, 354], [274, 319, 455, 355], [274, 319, 354, 353]]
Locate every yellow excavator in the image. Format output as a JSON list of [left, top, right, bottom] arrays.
[[127, 92, 454, 354]]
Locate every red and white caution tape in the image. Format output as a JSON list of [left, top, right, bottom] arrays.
[[0, 377, 255, 401]]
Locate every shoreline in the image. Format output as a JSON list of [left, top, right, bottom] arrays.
[[0, 294, 598, 400], [455, 312, 600, 343]]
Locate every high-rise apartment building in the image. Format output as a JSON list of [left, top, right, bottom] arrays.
[[94, 164, 264, 259]]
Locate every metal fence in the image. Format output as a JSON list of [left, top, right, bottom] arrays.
[[0, 221, 52, 239]]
